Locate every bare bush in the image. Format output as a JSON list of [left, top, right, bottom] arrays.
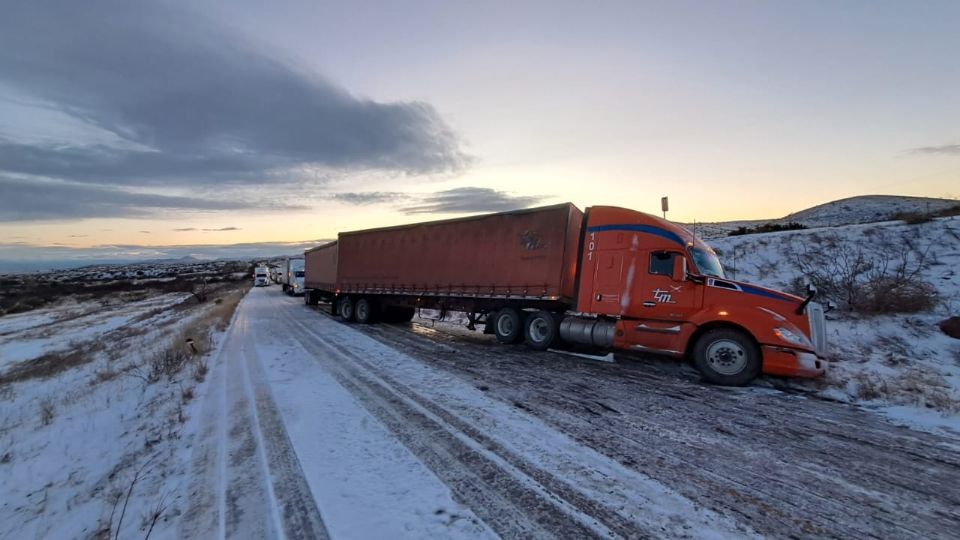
[[40, 399, 55, 426], [790, 231, 937, 314], [148, 348, 192, 382], [193, 359, 209, 382]]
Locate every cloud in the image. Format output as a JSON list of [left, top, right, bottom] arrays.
[[172, 228, 197, 232], [910, 144, 960, 155], [202, 227, 241, 232], [0, 176, 273, 221], [0, 1, 467, 220], [401, 187, 544, 214], [330, 192, 408, 205]]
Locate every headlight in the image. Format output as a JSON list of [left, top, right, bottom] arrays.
[[774, 327, 812, 348]]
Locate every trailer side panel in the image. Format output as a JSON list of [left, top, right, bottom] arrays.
[[336, 203, 583, 302], [304, 241, 338, 291]]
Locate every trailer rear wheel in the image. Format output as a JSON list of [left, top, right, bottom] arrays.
[[355, 298, 376, 324], [524, 310, 560, 351], [692, 328, 760, 386], [494, 308, 524, 344], [339, 296, 356, 322]]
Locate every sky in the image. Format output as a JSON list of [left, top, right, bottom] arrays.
[[1, 0, 958, 270]]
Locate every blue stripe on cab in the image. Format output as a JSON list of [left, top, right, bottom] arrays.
[[739, 283, 795, 303], [586, 224, 686, 246]]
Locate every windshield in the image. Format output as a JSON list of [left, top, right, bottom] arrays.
[[294, 271, 304, 277], [690, 247, 725, 278]]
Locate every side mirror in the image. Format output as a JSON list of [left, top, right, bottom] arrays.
[[806, 283, 818, 296], [672, 256, 688, 282]]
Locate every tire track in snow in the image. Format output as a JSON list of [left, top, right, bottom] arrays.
[[343, 311, 960, 539], [180, 304, 328, 539], [283, 305, 749, 539], [282, 312, 620, 538]]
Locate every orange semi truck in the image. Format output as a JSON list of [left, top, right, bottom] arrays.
[[304, 203, 827, 385]]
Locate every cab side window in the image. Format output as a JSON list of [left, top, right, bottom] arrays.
[[649, 251, 676, 276]]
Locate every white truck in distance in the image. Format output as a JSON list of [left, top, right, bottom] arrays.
[[280, 257, 305, 295], [254, 265, 270, 287]]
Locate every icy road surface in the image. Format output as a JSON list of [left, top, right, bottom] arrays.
[[183, 287, 960, 539]]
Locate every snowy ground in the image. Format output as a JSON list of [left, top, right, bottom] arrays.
[[157, 288, 960, 537], [709, 216, 960, 429], [0, 292, 194, 367], [0, 284, 245, 539], [5, 276, 960, 538]]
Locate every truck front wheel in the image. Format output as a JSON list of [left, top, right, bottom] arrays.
[[494, 308, 524, 344], [524, 311, 560, 351], [339, 296, 356, 322], [692, 329, 760, 386]]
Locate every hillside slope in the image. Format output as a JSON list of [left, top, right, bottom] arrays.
[[693, 194, 957, 239], [783, 195, 957, 227]]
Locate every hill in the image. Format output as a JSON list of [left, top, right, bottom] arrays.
[[692, 195, 958, 239]]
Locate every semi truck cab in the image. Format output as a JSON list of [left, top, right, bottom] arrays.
[[576, 206, 826, 385]]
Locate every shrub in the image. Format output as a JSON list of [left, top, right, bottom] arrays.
[[789, 231, 936, 314], [729, 222, 807, 236], [40, 400, 55, 426], [859, 279, 937, 314]]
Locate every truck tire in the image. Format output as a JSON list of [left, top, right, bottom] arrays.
[[494, 308, 524, 344], [692, 328, 760, 386], [304, 290, 315, 305], [339, 296, 356, 322], [355, 298, 377, 324], [524, 310, 560, 351]]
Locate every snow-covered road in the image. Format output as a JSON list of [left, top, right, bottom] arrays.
[[183, 287, 960, 539]]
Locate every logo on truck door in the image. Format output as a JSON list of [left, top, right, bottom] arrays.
[[652, 286, 681, 304]]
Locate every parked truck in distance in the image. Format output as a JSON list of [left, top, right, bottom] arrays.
[[303, 203, 827, 386], [279, 257, 305, 296], [254, 265, 270, 287]]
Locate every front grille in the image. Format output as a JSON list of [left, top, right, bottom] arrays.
[[807, 302, 827, 355]]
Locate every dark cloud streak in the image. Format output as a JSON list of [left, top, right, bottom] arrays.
[[401, 187, 544, 214], [0, 176, 280, 221], [911, 144, 960, 155], [330, 192, 408, 205]]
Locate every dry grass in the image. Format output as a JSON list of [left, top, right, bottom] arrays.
[[207, 285, 248, 330], [1, 281, 248, 388], [137, 281, 247, 384], [0, 348, 94, 385], [848, 368, 958, 414]]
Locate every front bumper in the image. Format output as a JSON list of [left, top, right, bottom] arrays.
[[761, 345, 826, 378]]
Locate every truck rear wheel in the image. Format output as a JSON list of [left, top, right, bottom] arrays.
[[494, 308, 524, 344], [524, 310, 560, 351], [692, 328, 760, 386], [339, 296, 356, 322], [355, 298, 377, 324]]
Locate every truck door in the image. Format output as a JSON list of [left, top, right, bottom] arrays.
[[628, 250, 699, 353], [590, 250, 627, 313]]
